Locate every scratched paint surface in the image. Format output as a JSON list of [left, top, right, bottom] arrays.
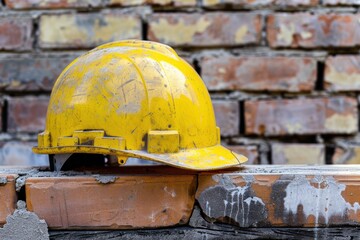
[[33, 40, 247, 170]]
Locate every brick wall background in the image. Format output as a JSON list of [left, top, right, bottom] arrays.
[[0, 0, 359, 166]]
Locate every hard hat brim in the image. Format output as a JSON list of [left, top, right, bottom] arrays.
[[33, 145, 247, 171]]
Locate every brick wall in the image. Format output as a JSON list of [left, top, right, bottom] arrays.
[[0, 0, 359, 165]]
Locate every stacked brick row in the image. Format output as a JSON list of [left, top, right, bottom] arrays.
[[3, 165, 360, 231], [0, 0, 359, 165]]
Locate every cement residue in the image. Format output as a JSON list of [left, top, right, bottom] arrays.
[[94, 175, 118, 184], [198, 184, 267, 227], [0, 201, 49, 240], [15, 176, 27, 192], [0, 176, 7, 185]]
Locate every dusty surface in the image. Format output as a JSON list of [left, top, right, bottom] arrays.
[[245, 97, 358, 136], [26, 174, 197, 229], [148, 13, 261, 46]]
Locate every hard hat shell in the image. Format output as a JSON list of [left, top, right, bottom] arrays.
[[33, 40, 247, 170]]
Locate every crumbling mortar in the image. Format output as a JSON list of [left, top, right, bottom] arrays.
[[0, 176, 7, 185], [94, 175, 118, 184], [0, 200, 49, 240]]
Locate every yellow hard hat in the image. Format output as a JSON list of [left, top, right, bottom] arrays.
[[32, 40, 247, 170]]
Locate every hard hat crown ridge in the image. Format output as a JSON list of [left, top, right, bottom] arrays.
[[33, 40, 247, 170]]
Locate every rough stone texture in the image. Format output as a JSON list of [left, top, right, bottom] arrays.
[[323, 0, 360, 5], [7, 97, 49, 133], [225, 145, 259, 165], [0, 203, 49, 240], [0, 174, 17, 226], [201, 56, 317, 92], [108, 0, 196, 6], [202, 0, 318, 7], [0, 141, 48, 166], [267, 13, 360, 48], [213, 100, 239, 137], [5, 0, 102, 9], [245, 97, 358, 136], [325, 56, 360, 92], [39, 12, 142, 49], [26, 175, 197, 229], [0, 56, 76, 92], [332, 146, 360, 164], [0, 17, 33, 51], [48, 227, 360, 240], [196, 167, 360, 227], [147, 13, 261, 47], [272, 144, 325, 164]]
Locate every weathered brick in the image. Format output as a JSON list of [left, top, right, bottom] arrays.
[[332, 146, 360, 164], [245, 97, 358, 136], [203, 0, 318, 7], [0, 141, 48, 166], [267, 13, 360, 48], [0, 17, 32, 51], [213, 100, 239, 137], [26, 174, 196, 229], [225, 145, 259, 164], [39, 13, 141, 49], [5, 0, 102, 9], [272, 143, 325, 164], [0, 57, 76, 92], [108, 0, 196, 6], [0, 174, 17, 226], [325, 56, 360, 92], [147, 13, 261, 47], [323, 0, 360, 5], [201, 56, 317, 92], [7, 97, 48, 133], [196, 166, 360, 227]]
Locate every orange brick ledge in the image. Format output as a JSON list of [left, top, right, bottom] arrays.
[[1, 165, 360, 229]]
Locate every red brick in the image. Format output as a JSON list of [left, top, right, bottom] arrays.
[[196, 166, 360, 227], [332, 146, 360, 164], [0, 141, 48, 166], [213, 100, 239, 137], [325, 56, 360, 91], [5, 0, 102, 9], [0, 17, 32, 51], [7, 97, 48, 133], [39, 12, 141, 49], [267, 13, 360, 48], [26, 175, 196, 229], [147, 13, 261, 47], [272, 143, 325, 164], [0, 56, 76, 92], [0, 174, 17, 226], [225, 145, 259, 164], [323, 0, 360, 5], [108, 0, 196, 6], [245, 97, 358, 136], [203, 0, 318, 7], [201, 56, 317, 92]]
